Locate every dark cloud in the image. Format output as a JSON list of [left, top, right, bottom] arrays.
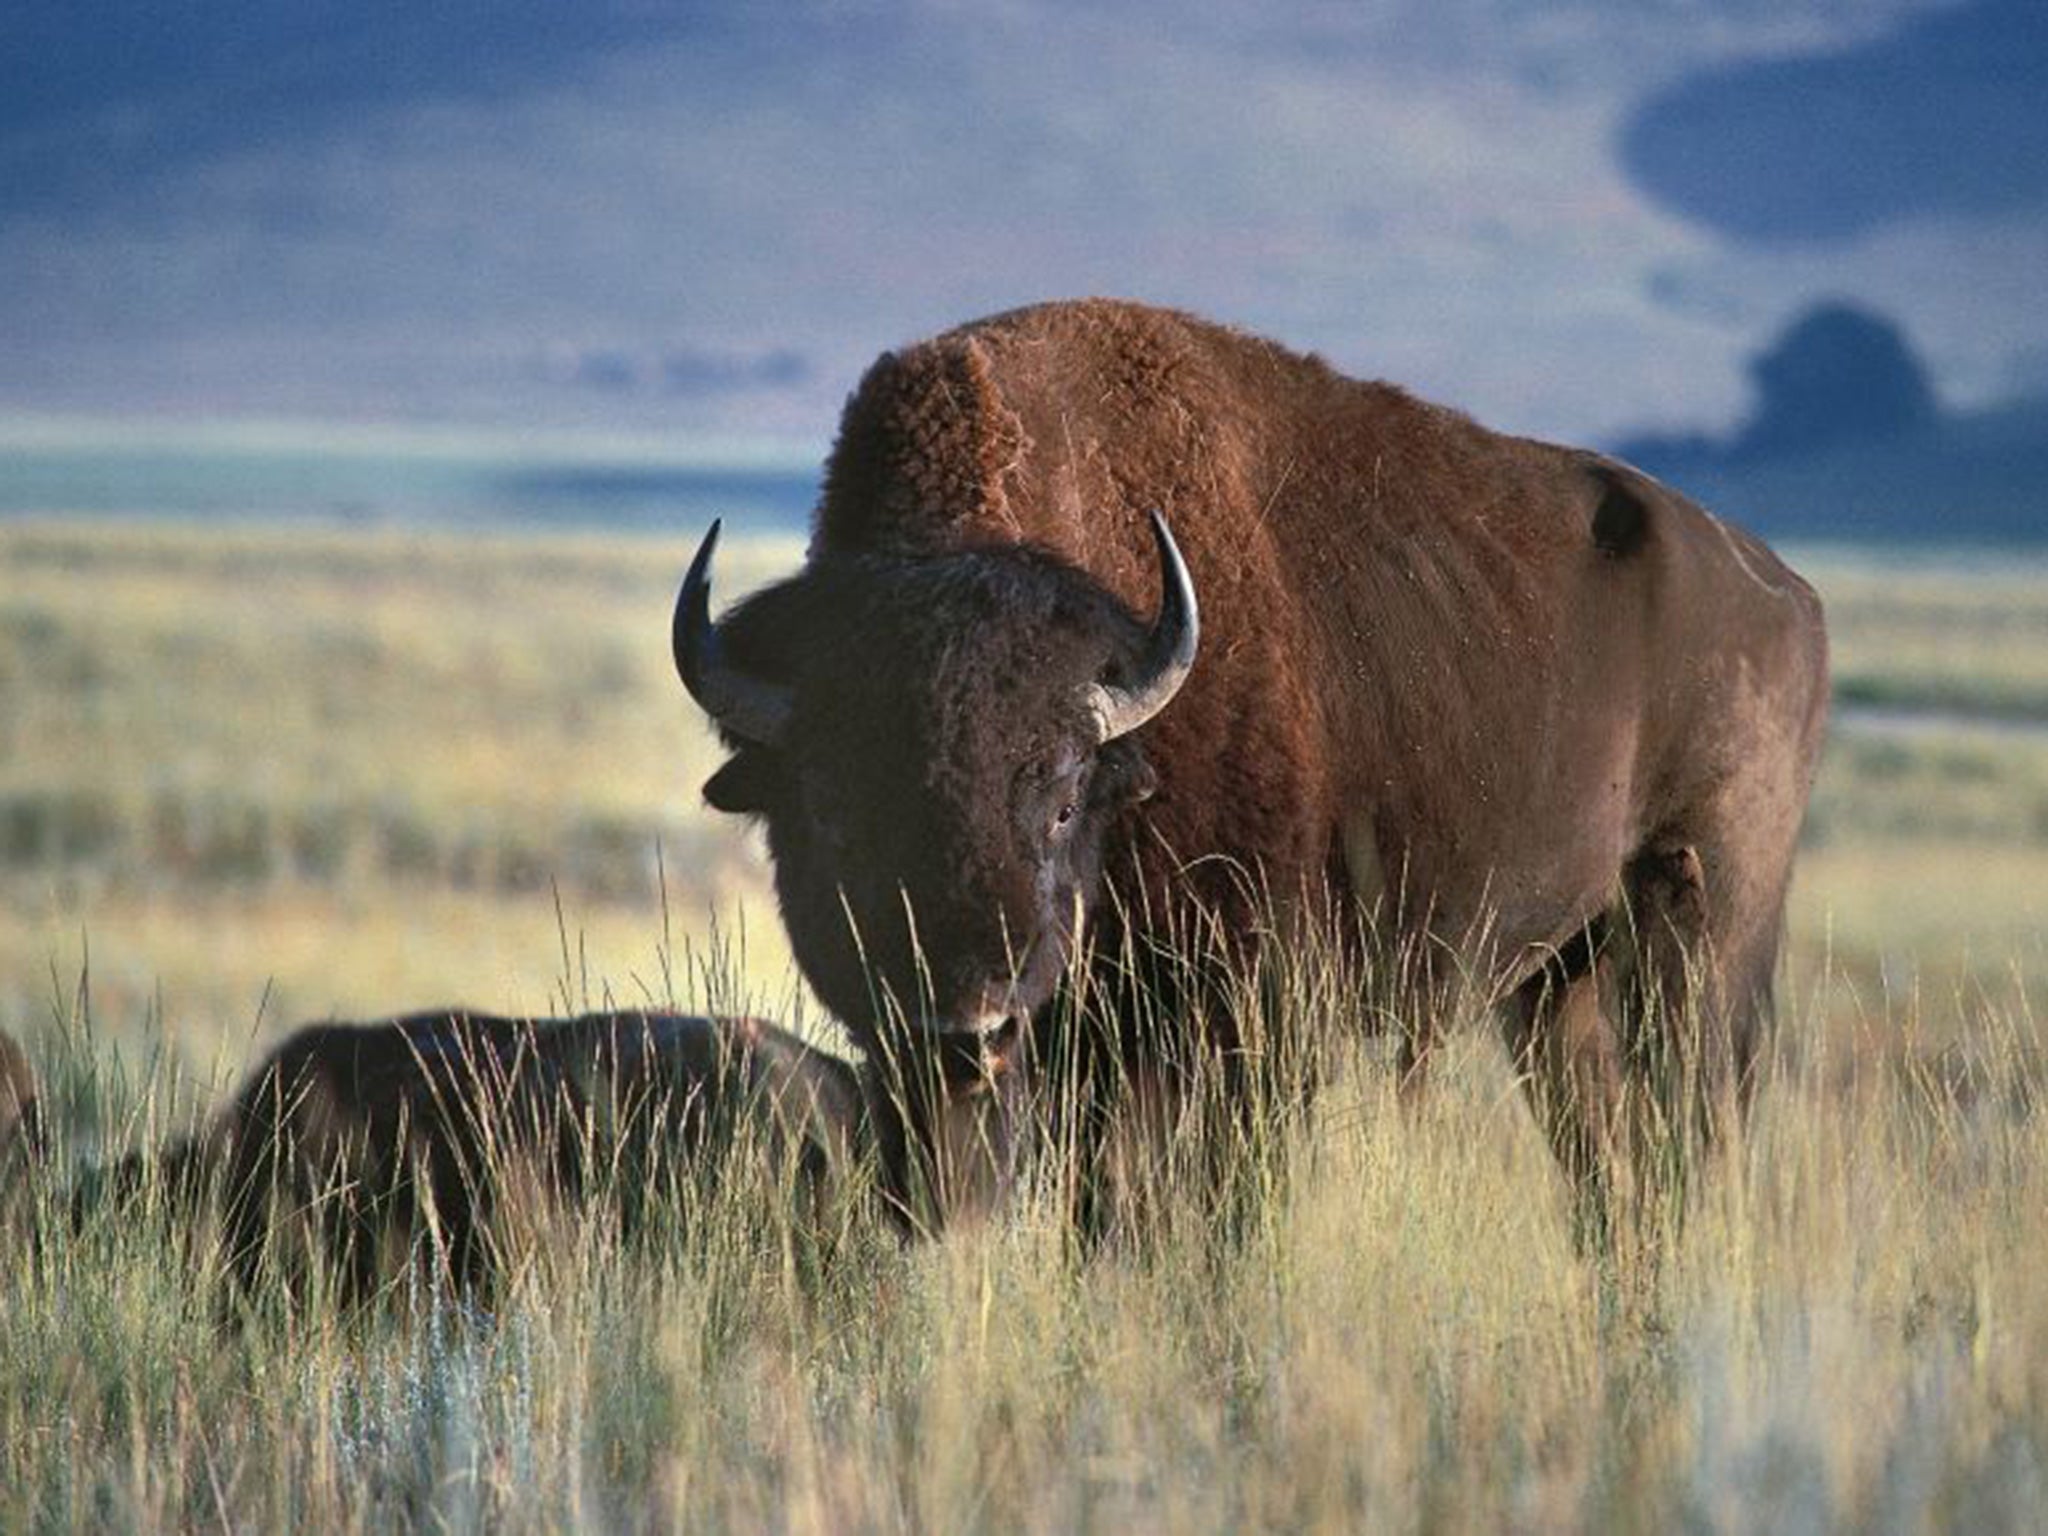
[[1620, 299, 1940, 468], [1610, 300, 2048, 544], [1619, 0, 2048, 241], [0, 4, 740, 215], [662, 348, 809, 397], [552, 345, 811, 399], [572, 349, 644, 395], [1737, 301, 1937, 455]]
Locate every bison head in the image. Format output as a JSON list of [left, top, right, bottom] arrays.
[[673, 514, 1198, 1057]]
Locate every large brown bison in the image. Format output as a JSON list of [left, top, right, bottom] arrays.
[[81, 1009, 858, 1304], [673, 299, 1829, 1230]]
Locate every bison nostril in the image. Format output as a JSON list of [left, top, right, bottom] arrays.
[[983, 1014, 1021, 1058], [922, 1014, 1024, 1098], [933, 1005, 1015, 1038], [926, 975, 1025, 1037], [927, 965, 1029, 1031]]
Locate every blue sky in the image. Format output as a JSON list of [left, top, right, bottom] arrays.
[[2, 0, 2042, 450]]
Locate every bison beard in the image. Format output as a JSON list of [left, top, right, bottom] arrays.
[[72, 1010, 858, 1306], [676, 298, 1831, 1236]]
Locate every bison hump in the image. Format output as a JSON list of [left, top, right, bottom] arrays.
[[817, 336, 1028, 554]]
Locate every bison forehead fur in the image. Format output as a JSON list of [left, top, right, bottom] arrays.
[[682, 297, 1830, 1229]]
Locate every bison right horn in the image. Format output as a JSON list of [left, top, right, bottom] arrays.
[[1085, 510, 1200, 743], [673, 519, 795, 746]]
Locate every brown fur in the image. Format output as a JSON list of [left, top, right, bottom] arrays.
[[1, 1027, 44, 1247], [84, 1010, 859, 1305], [0, 1026, 39, 1167], [1, 1028, 48, 1248], [701, 299, 1830, 1227]]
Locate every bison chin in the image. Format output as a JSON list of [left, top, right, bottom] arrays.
[[780, 875, 1082, 1050]]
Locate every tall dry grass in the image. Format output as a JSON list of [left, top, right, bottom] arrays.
[[4, 520, 2048, 1529], [6, 939, 2047, 1532]]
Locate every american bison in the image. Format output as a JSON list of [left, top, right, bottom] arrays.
[[0, 1025, 39, 1168], [673, 298, 1829, 1230], [80, 1009, 858, 1305], [1, 1024, 43, 1236], [1, 1027, 47, 1243]]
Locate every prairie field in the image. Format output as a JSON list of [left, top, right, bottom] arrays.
[[4, 517, 2048, 1531]]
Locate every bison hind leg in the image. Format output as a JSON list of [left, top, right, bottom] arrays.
[[1593, 830, 1797, 1251], [1501, 916, 1631, 1249], [1501, 842, 1722, 1249], [1616, 836, 1786, 1152]]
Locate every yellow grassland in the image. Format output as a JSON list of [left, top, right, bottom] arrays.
[[2, 517, 2046, 1532]]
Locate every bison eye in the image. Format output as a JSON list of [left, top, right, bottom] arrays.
[[1054, 801, 1078, 828]]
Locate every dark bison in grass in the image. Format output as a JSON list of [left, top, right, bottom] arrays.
[[2, 1027, 47, 1241], [83, 1010, 857, 1305], [674, 298, 1829, 1230], [0, 1026, 39, 1168], [2, 1027, 43, 1237]]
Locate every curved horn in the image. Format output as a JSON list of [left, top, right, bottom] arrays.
[[672, 519, 793, 745], [1085, 510, 1200, 742]]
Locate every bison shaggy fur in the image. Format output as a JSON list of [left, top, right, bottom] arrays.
[[82, 1009, 858, 1305]]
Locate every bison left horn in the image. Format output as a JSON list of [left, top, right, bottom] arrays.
[[673, 519, 795, 746], [1085, 510, 1200, 743]]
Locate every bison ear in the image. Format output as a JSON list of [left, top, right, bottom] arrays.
[[703, 751, 782, 815], [1099, 744, 1157, 806], [1125, 760, 1158, 805]]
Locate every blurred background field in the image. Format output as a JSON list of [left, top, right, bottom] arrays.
[[3, 514, 2046, 1083], [0, 518, 811, 1087]]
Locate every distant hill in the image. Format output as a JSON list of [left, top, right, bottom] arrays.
[[1617, 397, 2048, 545], [1615, 301, 2048, 544], [0, 417, 821, 531]]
